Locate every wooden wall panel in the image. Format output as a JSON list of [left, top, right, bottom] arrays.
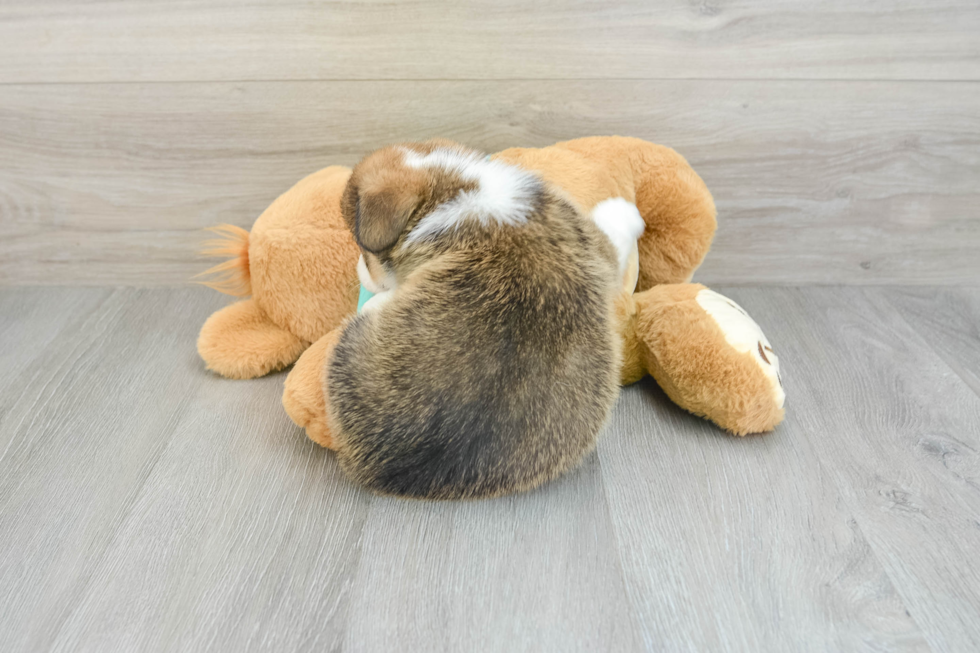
[[1, 80, 977, 285], [0, 1, 977, 83]]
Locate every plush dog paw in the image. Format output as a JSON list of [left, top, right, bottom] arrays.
[[694, 288, 785, 412], [633, 284, 785, 435], [198, 299, 308, 379]]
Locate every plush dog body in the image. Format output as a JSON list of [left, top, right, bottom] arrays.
[[197, 137, 785, 492]]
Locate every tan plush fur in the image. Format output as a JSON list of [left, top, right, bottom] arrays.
[[495, 137, 717, 289], [197, 225, 252, 296], [632, 284, 785, 435], [197, 136, 783, 466], [197, 166, 360, 376], [197, 299, 308, 379]]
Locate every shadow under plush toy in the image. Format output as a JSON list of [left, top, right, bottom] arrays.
[[197, 136, 784, 479]]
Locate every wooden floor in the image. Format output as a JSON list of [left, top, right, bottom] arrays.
[[1, 285, 978, 652]]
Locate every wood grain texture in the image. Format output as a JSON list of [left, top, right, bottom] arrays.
[[883, 287, 980, 399], [0, 287, 642, 652], [0, 287, 638, 652], [0, 287, 370, 652], [0, 0, 977, 83], [342, 455, 640, 652], [726, 287, 980, 652], [0, 288, 112, 416], [599, 381, 927, 652], [0, 289, 222, 650], [48, 377, 370, 653], [0, 288, 980, 652], [1, 79, 977, 286], [4, 286, 980, 651]]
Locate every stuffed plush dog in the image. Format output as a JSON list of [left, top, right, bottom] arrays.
[[198, 137, 784, 464]]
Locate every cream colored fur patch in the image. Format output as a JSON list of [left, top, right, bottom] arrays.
[[696, 289, 785, 409]]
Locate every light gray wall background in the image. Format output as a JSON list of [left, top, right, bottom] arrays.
[[0, 1, 978, 286]]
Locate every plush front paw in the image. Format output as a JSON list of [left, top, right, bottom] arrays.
[[633, 284, 785, 435], [694, 289, 785, 411]]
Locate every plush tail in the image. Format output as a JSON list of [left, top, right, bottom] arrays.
[[195, 224, 252, 296], [553, 136, 717, 288]]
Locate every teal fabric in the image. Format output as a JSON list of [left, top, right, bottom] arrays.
[[357, 284, 375, 313]]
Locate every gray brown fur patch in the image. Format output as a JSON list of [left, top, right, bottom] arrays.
[[328, 140, 622, 499]]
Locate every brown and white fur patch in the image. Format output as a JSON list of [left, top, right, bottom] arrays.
[[329, 140, 625, 499]]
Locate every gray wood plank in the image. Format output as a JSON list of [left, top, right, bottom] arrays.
[[2, 80, 977, 286], [47, 375, 370, 653], [4, 285, 980, 651], [0, 0, 977, 82], [0, 288, 226, 651], [599, 380, 927, 652], [341, 455, 641, 652], [725, 287, 980, 652], [882, 287, 980, 400], [0, 288, 112, 418]]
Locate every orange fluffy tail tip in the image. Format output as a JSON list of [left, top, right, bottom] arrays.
[[194, 224, 252, 296]]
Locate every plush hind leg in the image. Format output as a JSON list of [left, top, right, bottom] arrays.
[[198, 299, 308, 379], [628, 284, 785, 435]]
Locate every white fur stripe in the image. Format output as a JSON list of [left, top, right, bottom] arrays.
[[402, 148, 540, 243]]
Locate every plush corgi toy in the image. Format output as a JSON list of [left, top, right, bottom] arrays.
[[197, 137, 785, 451]]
